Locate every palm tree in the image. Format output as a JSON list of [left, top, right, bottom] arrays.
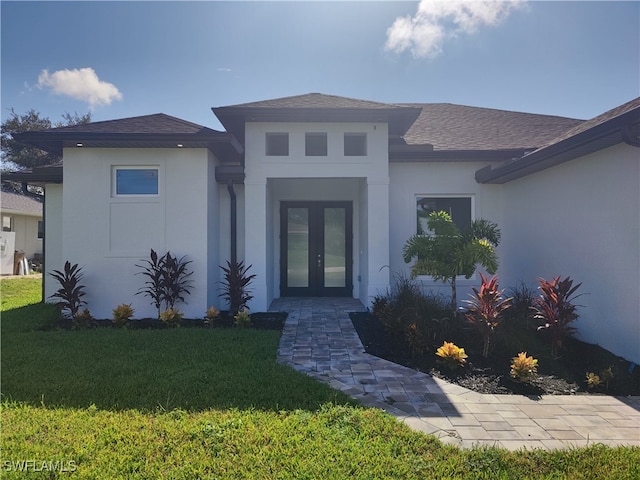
[[402, 211, 501, 310]]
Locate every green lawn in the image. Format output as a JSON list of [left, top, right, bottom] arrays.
[[1, 276, 639, 479]]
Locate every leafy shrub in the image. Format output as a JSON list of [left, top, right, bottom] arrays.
[[463, 273, 512, 358], [533, 276, 582, 357], [234, 308, 252, 329], [204, 306, 220, 326], [510, 352, 538, 382], [586, 367, 613, 390], [506, 281, 536, 327], [435, 341, 468, 370], [159, 307, 183, 327], [73, 308, 93, 329], [112, 304, 134, 327], [136, 249, 193, 318], [219, 260, 256, 315], [48, 261, 87, 318]]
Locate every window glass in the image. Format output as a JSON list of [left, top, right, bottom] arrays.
[[305, 133, 327, 156], [116, 169, 159, 195], [266, 133, 289, 156], [2, 216, 13, 232], [344, 133, 367, 156], [37, 221, 44, 239], [416, 197, 472, 234]]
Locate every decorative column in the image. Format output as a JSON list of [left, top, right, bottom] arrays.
[[243, 179, 269, 311], [366, 177, 390, 302]]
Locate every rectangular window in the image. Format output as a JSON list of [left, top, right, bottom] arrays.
[[115, 168, 159, 195], [265, 133, 289, 156], [2, 216, 13, 232], [305, 132, 328, 156], [344, 133, 367, 156], [416, 197, 472, 235], [37, 221, 44, 239]]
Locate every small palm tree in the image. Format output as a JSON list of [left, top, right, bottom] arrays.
[[402, 211, 501, 310]]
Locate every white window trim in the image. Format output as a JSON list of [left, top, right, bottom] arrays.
[[111, 166, 160, 198]]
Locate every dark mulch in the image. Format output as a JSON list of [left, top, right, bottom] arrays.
[[52, 312, 287, 331], [350, 311, 640, 396]]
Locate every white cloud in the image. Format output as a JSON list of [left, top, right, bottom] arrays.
[[37, 67, 122, 108], [385, 0, 526, 58]]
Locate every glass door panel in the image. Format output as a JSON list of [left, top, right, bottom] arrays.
[[286, 208, 309, 287], [324, 207, 346, 287]]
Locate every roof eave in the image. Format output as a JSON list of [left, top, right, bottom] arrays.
[[390, 147, 529, 163], [476, 110, 640, 184]]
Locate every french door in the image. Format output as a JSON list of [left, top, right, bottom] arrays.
[[280, 201, 353, 297]]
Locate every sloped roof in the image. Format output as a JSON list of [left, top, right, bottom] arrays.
[[401, 103, 584, 151], [225, 92, 405, 110], [213, 93, 422, 140], [0, 186, 43, 216], [49, 113, 221, 135], [13, 113, 243, 159], [476, 97, 640, 183]]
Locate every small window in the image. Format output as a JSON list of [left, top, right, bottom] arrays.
[[2, 216, 13, 232], [417, 197, 472, 235], [37, 221, 44, 239], [115, 168, 159, 195], [305, 132, 327, 156], [266, 133, 289, 156], [344, 133, 367, 156]]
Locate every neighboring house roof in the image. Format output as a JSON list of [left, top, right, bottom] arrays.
[[12, 113, 243, 159], [0, 186, 43, 217], [476, 97, 640, 183]]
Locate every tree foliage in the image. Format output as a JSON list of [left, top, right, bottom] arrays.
[[1, 108, 91, 170], [402, 210, 501, 310]]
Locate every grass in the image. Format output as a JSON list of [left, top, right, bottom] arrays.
[[2, 276, 639, 479]]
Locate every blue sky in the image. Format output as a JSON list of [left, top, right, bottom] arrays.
[[2, 1, 638, 131]]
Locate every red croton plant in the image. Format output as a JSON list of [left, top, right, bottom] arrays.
[[464, 273, 512, 358], [533, 276, 582, 357]]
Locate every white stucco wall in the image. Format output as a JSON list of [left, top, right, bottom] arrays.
[[43, 184, 63, 301], [500, 143, 640, 364], [243, 121, 391, 310], [388, 161, 503, 303], [59, 147, 216, 319]]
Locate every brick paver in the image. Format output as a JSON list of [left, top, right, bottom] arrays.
[[272, 297, 640, 450]]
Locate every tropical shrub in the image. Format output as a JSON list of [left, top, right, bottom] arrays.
[[234, 308, 252, 329], [532, 276, 582, 357], [112, 304, 134, 327], [586, 367, 613, 390], [219, 260, 256, 315], [204, 306, 220, 326], [136, 249, 193, 318], [463, 273, 512, 358], [506, 281, 537, 328], [376, 274, 452, 350], [159, 307, 183, 327], [73, 308, 93, 329], [48, 261, 87, 318], [402, 210, 501, 310], [510, 352, 538, 382], [435, 341, 468, 370]]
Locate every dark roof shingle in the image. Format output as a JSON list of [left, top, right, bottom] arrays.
[[401, 103, 584, 151]]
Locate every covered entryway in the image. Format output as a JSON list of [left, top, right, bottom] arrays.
[[280, 201, 353, 296]]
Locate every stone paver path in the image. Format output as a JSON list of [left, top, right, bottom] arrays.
[[272, 297, 640, 450]]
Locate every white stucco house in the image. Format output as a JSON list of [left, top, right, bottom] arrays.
[[7, 93, 639, 364], [0, 183, 44, 261]]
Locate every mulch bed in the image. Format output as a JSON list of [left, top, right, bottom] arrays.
[[350, 311, 640, 396], [52, 312, 287, 331]]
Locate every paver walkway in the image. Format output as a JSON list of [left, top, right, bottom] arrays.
[[271, 297, 640, 450]]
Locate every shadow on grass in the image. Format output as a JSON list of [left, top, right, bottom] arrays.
[[1, 304, 355, 413]]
